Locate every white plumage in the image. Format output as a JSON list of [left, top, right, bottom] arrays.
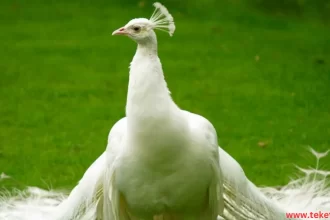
[[103, 4, 223, 218], [1, 2, 330, 220]]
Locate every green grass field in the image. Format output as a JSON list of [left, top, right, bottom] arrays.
[[0, 0, 329, 190]]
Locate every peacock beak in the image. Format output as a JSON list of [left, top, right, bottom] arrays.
[[112, 27, 128, 36]]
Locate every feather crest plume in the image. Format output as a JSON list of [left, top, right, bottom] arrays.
[[150, 2, 176, 36]]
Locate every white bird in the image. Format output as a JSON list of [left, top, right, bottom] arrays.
[[51, 3, 224, 220], [1, 2, 330, 220], [97, 3, 224, 219]]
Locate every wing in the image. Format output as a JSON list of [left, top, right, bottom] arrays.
[[218, 147, 286, 219], [52, 152, 106, 220], [101, 118, 131, 220], [53, 118, 127, 220], [182, 110, 224, 219]]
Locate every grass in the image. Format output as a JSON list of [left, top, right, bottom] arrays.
[[0, 0, 329, 190]]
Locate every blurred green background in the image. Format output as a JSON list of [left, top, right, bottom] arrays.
[[0, 0, 329, 190]]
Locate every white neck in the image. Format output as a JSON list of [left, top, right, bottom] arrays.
[[126, 32, 178, 134]]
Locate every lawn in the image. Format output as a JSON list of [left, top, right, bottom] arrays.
[[0, 0, 329, 190]]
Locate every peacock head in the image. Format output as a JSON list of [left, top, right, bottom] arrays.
[[112, 2, 175, 43]]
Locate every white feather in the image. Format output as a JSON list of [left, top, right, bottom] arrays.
[[261, 149, 330, 214], [150, 2, 175, 36], [51, 152, 106, 220], [1, 149, 329, 220]]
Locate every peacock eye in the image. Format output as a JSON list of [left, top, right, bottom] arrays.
[[133, 26, 141, 32]]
